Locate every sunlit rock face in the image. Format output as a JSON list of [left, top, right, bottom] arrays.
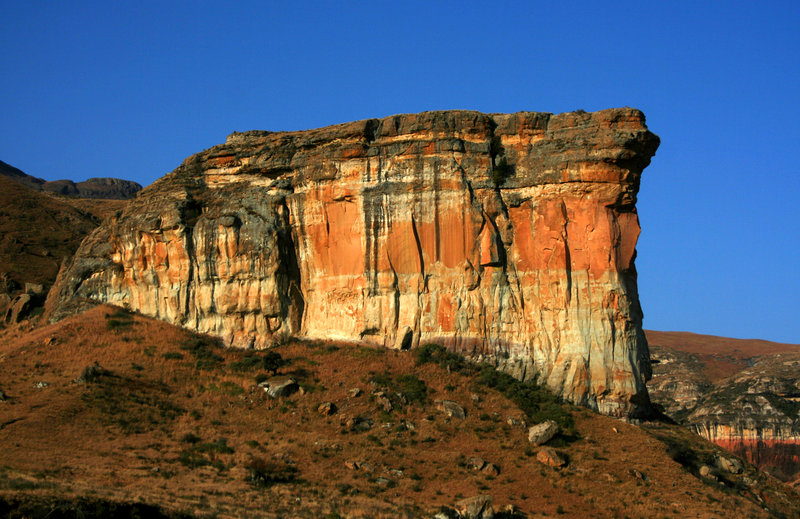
[[46, 108, 659, 417]]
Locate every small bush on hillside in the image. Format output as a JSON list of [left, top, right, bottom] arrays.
[[414, 343, 472, 374], [104, 309, 136, 331], [180, 336, 223, 370], [245, 457, 298, 487], [180, 433, 201, 444], [368, 372, 429, 409], [229, 351, 285, 374], [476, 365, 573, 430], [395, 374, 428, 404]]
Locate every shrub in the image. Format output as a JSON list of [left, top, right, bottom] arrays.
[[180, 336, 223, 370], [368, 372, 429, 408], [395, 374, 427, 404], [245, 457, 298, 487], [414, 343, 472, 374], [476, 365, 573, 430], [229, 351, 285, 373], [180, 433, 201, 444]]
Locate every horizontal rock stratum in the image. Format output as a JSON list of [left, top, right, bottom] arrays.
[[46, 108, 660, 417]]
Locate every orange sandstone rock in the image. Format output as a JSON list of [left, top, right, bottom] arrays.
[[45, 108, 659, 417]]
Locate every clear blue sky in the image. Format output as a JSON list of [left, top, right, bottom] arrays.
[[2, 1, 798, 342]]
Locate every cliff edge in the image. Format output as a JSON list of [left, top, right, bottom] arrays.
[[45, 108, 659, 417]]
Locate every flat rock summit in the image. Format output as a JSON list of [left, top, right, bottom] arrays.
[[46, 108, 660, 417]]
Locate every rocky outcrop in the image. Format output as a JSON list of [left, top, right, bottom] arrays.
[[0, 159, 142, 199], [45, 108, 659, 417], [649, 335, 800, 482], [689, 353, 800, 482]]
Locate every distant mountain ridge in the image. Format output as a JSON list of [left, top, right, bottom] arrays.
[[0, 159, 142, 200]]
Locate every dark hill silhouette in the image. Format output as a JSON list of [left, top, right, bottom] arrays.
[[0, 159, 142, 200]]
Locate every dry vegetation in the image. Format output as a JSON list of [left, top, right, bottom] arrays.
[[0, 175, 127, 291], [0, 307, 798, 518]]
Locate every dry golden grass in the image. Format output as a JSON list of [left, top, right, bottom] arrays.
[[0, 307, 797, 518]]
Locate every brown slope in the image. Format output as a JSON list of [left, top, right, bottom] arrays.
[[0, 175, 126, 293], [0, 306, 797, 518], [646, 330, 800, 382]]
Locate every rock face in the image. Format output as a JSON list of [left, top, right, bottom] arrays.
[[688, 353, 800, 482], [45, 108, 659, 417]]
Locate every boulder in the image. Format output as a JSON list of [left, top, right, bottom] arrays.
[[258, 376, 299, 398], [437, 400, 466, 419], [716, 455, 743, 474], [527, 420, 560, 446], [536, 447, 567, 468], [4, 294, 32, 323], [317, 401, 337, 416], [454, 495, 494, 519], [344, 416, 373, 432]]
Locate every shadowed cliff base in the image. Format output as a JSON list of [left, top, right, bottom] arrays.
[[45, 108, 659, 418]]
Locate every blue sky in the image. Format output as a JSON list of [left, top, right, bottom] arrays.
[[2, 1, 798, 342]]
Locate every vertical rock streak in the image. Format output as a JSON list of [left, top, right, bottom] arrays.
[[46, 108, 659, 417]]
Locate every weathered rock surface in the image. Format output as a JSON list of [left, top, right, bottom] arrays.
[[45, 108, 659, 416]]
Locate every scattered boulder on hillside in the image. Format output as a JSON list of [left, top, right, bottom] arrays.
[[628, 468, 647, 481], [454, 494, 495, 519], [436, 400, 466, 419], [317, 401, 337, 416], [344, 416, 373, 432], [372, 391, 393, 412], [4, 294, 33, 324], [465, 457, 501, 476], [536, 447, 567, 468], [716, 455, 743, 474], [527, 420, 560, 445], [258, 376, 298, 398], [506, 417, 526, 428]]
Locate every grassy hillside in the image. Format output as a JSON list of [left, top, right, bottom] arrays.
[[0, 175, 126, 293], [0, 307, 797, 517]]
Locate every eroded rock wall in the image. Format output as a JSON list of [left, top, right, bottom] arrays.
[[45, 108, 659, 416]]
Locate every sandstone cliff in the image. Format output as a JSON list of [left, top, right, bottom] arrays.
[[45, 108, 659, 417]]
